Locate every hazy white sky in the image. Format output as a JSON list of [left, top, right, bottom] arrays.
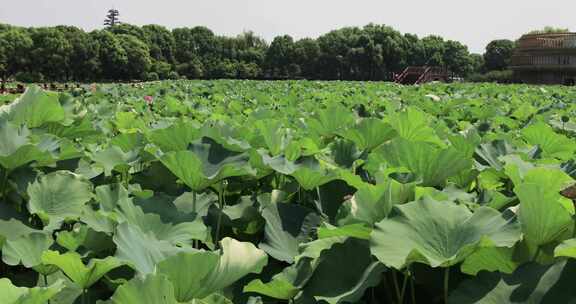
[[0, 0, 572, 53]]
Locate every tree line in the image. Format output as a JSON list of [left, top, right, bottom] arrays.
[[0, 22, 515, 82]]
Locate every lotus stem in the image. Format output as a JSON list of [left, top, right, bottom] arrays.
[[443, 267, 450, 304], [573, 219, 576, 238], [44, 275, 50, 304], [400, 271, 409, 303], [82, 289, 87, 304], [297, 185, 301, 204], [392, 270, 401, 303], [0, 167, 8, 198], [214, 181, 226, 248], [380, 270, 395, 304], [192, 191, 198, 249], [410, 273, 416, 304], [532, 246, 541, 262]]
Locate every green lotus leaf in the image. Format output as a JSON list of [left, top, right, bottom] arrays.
[[173, 191, 216, 216], [301, 239, 386, 304], [200, 121, 252, 151], [157, 237, 268, 301], [307, 104, 355, 137], [56, 225, 112, 254], [554, 238, 576, 258], [147, 120, 201, 152], [337, 176, 416, 225], [339, 118, 397, 151], [200, 227, 262, 269], [514, 167, 574, 246], [0, 277, 64, 304], [258, 201, 318, 263], [118, 194, 209, 244], [90, 146, 139, 176], [502, 155, 535, 186], [94, 184, 208, 244], [115, 111, 147, 133], [94, 183, 131, 212], [295, 236, 348, 262], [449, 260, 576, 303], [113, 222, 195, 275], [0, 219, 39, 247], [134, 193, 201, 225], [522, 121, 576, 160], [2, 232, 53, 268], [260, 153, 339, 190], [43, 115, 100, 140], [157, 251, 219, 302], [244, 278, 299, 300], [38, 271, 84, 304], [323, 138, 362, 169], [79, 206, 116, 234], [282, 237, 383, 304], [107, 273, 178, 304], [254, 119, 290, 156], [370, 138, 471, 187], [0, 121, 58, 170], [191, 294, 233, 304], [317, 223, 372, 240], [158, 137, 254, 191], [1, 85, 65, 128], [41, 250, 123, 289], [370, 198, 521, 269], [27, 171, 93, 223], [460, 247, 520, 275], [474, 140, 516, 171], [386, 107, 444, 146]]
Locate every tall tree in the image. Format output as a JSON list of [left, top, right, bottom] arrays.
[[142, 25, 176, 63], [293, 38, 321, 78], [118, 34, 152, 80], [56, 26, 100, 81], [483, 39, 515, 71], [90, 30, 128, 80], [29, 27, 73, 81], [265, 35, 296, 78], [0, 28, 33, 81], [443, 40, 473, 76], [104, 9, 121, 27]]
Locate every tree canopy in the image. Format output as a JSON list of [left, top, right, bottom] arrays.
[[0, 21, 514, 82]]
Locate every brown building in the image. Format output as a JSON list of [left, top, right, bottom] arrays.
[[511, 32, 576, 85]]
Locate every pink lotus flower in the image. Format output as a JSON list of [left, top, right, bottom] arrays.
[[144, 95, 154, 105], [90, 83, 97, 92]]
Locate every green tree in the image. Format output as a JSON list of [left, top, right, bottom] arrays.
[[29, 27, 73, 81], [443, 40, 473, 76], [104, 9, 121, 27], [528, 27, 570, 34], [118, 34, 152, 80], [90, 30, 128, 80], [142, 25, 176, 63], [173, 27, 217, 63], [469, 53, 485, 74], [109, 24, 148, 43], [293, 38, 321, 78], [0, 28, 33, 81], [420, 35, 446, 66], [483, 39, 515, 71], [265, 35, 296, 78], [56, 26, 100, 81]]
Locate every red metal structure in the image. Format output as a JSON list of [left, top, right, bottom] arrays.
[[394, 66, 450, 85]]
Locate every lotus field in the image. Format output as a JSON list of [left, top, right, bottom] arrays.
[[2, 80, 576, 304]]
